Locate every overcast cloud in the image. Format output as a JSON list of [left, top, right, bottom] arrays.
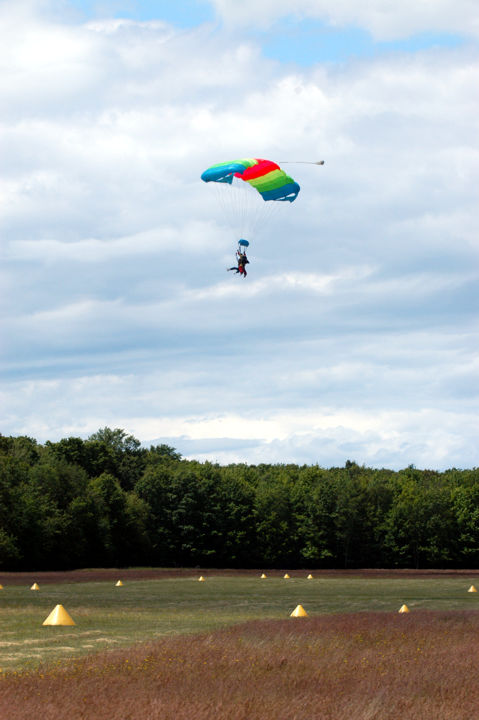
[[1, 0, 478, 469]]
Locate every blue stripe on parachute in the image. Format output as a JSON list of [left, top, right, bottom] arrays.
[[260, 182, 300, 202], [201, 163, 247, 183]]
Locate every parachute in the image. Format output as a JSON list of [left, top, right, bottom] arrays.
[[201, 158, 301, 250], [201, 158, 300, 202]]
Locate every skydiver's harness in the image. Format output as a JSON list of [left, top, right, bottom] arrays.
[[237, 252, 249, 270], [227, 241, 250, 276]]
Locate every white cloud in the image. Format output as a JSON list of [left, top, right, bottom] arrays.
[[210, 0, 479, 39], [1, 1, 478, 469], [3, 221, 218, 264], [3, 371, 477, 468]]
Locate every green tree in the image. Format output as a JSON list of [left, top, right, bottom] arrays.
[[0, 455, 25, 567], [86, 473, 132, 566], [0, 435, 41, 464], [334, 462, 371, 567], [45, 437, 89, 470], [291, 466, 337, 567], [135, 464, 175, 564], [147, 444, 182, 464], [215, 467, 257, 566], [254, 470, 297, 566], [85, 428, 147, 490], [452, 483, 479, 566], [383, 469, 455, 568]]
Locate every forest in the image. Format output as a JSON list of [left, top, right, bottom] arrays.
[[0, 428, 478, 571]]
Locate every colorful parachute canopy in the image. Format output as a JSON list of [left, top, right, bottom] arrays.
[[238, 239, 249, 247], [201, 158, 300, 202]]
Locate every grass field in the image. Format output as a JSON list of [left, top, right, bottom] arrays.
[[1, 571, 479, 672], [2, 571, 479, 719]]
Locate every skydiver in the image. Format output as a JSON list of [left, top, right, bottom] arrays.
[[227, 250, 249, 277]]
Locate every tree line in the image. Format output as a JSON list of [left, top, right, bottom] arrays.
[[0, 428, 478, 571]]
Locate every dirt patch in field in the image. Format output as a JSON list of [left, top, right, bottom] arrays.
[[1, 567, 479, 586]]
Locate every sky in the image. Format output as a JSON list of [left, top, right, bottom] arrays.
[[1, 0, 478, 470]]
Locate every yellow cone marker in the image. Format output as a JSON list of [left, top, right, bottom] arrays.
[[30, 583, 40, 590], [283, 573, 290, 579], [198, 576, 205, 582], [468, 585, 477, 592], [115, 580, 123, 587], [260, 573, 267, 579], [307, 574, 313, 580], [42, 604, 76, 626], [0, 584, 3, 589], [398, 604, 410, 613], [290, 604, 308, 617]]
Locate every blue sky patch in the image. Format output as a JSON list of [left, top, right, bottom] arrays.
[[253, 18, 465, 66], [67, 3, 465, 64], [68, 0, 214, 26]]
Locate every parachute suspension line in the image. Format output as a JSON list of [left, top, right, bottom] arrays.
[[228, 177, 270, 244], [201, 158, 301, 252], [278, 160, 325, 165], [211, 178, 261, 243], [232, 176, 291, 244], [211, 182, 232, 233]]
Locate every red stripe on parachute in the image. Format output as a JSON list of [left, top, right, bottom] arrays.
[[234, 159, 280, 180]]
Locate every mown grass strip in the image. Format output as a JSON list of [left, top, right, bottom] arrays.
[[0, 574, 478, 671]]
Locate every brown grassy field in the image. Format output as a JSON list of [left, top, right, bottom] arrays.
[[2, 609, 478, 720]]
